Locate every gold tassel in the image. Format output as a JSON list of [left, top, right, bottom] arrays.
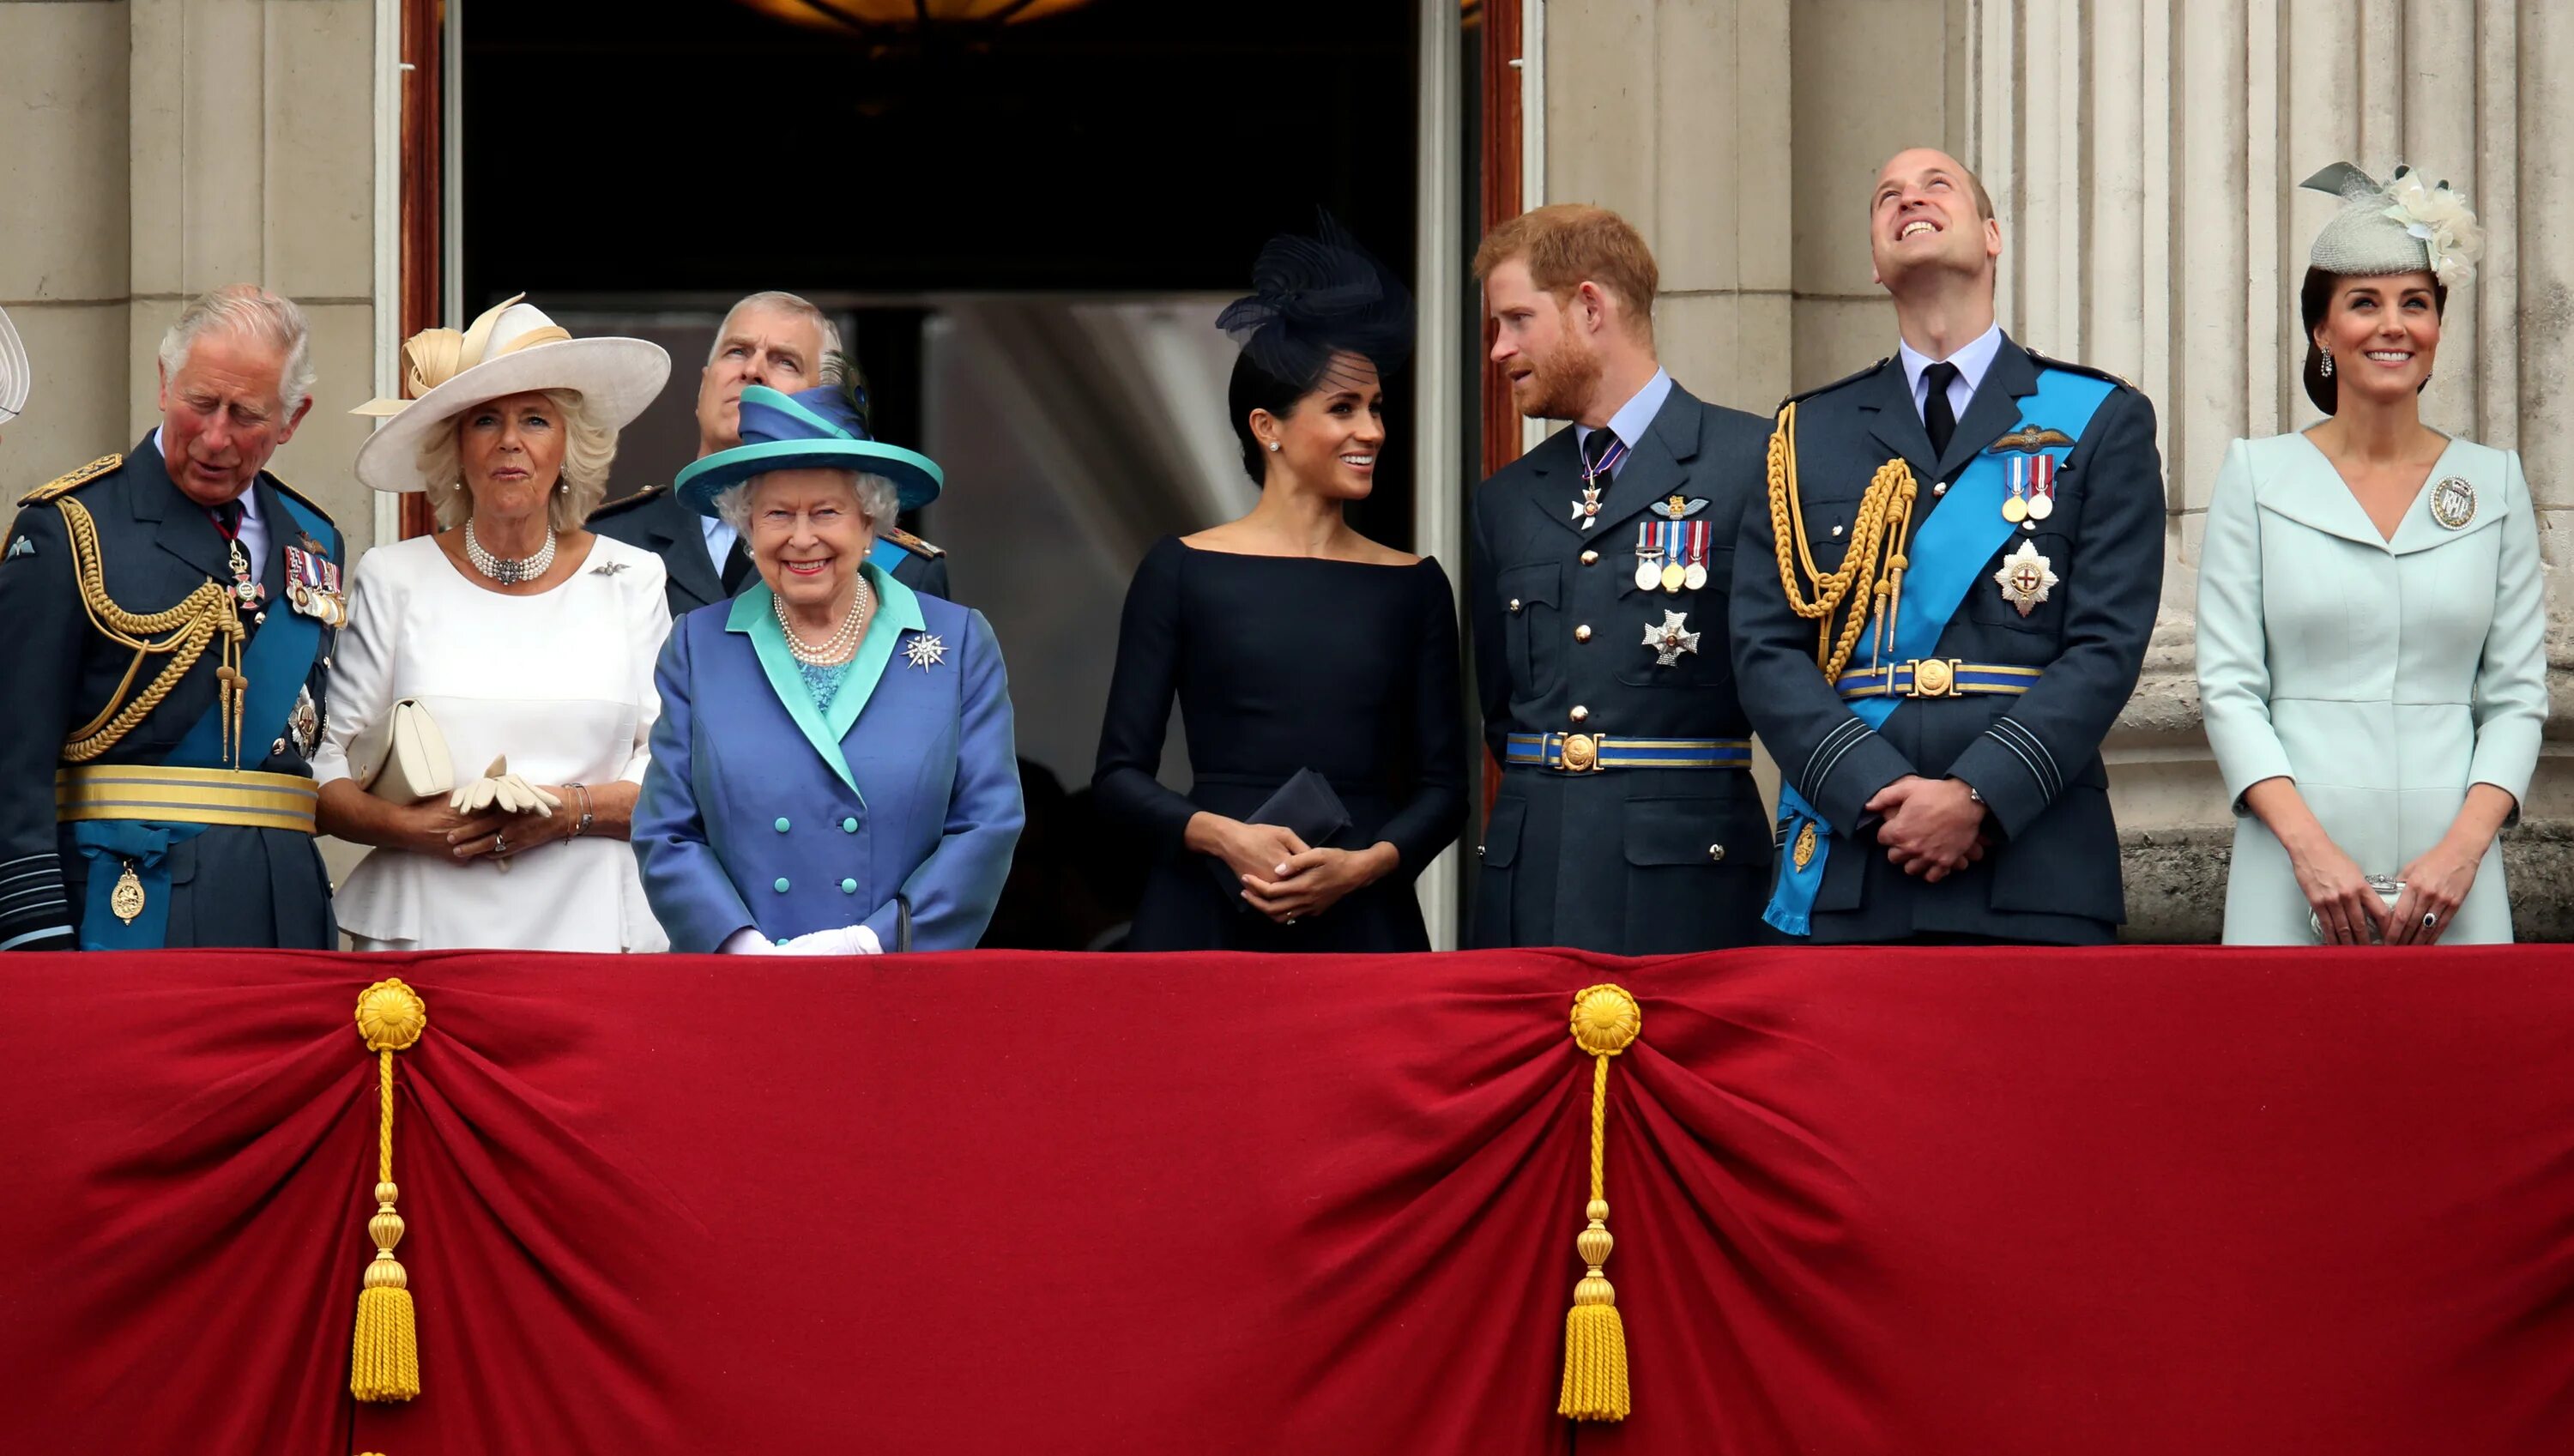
[[1559, 983, 1640, 1422], [351, 978, 429, 1403]]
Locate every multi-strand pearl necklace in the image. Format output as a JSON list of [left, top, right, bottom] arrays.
[[464, 519, 557, 584], [775, 575, 874, 666]]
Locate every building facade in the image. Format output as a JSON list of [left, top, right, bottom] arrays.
[[6, 0, 2566, 939]]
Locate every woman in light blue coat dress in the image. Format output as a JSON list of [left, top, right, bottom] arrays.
[[2197, 163, 2544, 945], [636, 373, 1023, 954]]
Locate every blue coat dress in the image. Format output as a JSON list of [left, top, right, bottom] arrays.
[[636, 564, 1024, 952]]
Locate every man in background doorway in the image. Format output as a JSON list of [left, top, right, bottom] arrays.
[[589, 289, 951, 614]]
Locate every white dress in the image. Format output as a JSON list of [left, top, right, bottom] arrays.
[[313, 534, 674, 952]]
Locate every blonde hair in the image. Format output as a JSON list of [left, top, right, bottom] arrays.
[[415, 388, 619, 531]]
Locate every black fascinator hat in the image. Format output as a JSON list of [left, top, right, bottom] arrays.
[[1216, 212, 1413, 393]]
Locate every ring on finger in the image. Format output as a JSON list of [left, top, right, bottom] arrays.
[[2422, 910, 2438, 929], [493, 832, 510, 856]]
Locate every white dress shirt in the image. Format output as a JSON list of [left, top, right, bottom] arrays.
[[1896, 321, 2004, 427]]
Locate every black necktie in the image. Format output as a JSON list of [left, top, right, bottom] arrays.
[[1921, 361, 1960, 460], [1580, 428, 1622, 480], [208, 500, 244, 537], [721, 536, 753, 595]]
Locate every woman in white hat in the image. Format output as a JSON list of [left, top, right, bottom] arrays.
[[312, 296, 677, 951], [2196, 166, 2545, 945]]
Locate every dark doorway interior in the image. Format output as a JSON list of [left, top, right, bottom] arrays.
[[463, 0, 1423, 541]]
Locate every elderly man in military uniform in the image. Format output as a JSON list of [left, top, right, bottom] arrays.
[[1467, 204, 1775, 953], [589, 290, 949, 615], [0, 286, 347, 952], [1731, 148, 2164, 945]]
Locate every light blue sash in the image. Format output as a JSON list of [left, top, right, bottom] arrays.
[[79, 491, 335, 949], [1764, 368, 2115, 935]]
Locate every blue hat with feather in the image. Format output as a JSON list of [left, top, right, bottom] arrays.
[[675, 366, 943, 517]]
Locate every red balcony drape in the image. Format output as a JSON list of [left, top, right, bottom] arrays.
[[3, 945, 2569, 1453]]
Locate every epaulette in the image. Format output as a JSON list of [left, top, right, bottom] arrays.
[[262, 473, 341, 543], [882, 524, 946, 561], [586, 482, 669, 523], [2022, 347, 2136, 393], [1775, 357, 1894, 414], [19, 454, 121, 506]]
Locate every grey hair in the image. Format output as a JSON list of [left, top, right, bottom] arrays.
[[709, 291, 843, 367], [414, 388, 621, 532], [157, 285, 316, 414], [712, 469, 899, 541]]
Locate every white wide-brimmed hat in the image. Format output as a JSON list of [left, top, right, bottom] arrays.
[[351, 293, 670, 492], [0, 306, 29, 423]]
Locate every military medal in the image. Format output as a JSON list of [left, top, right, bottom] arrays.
[[1572, 481, 1606, 530], [2001, 459, 2030, 524], [2024, 453, 2057, 523], [1683, 521, 1711, 590], [1994, 539, 2058, 617], [1642, 609, 1701, 667], [1634, 521, 1664, 591], [283, 546, 346, 626], [2431, 475, 2475, 529], [1659, 522, 1687, 593], [112, 861, 146, 925]]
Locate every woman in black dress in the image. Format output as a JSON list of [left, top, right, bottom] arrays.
[[1094, 221, 1465, 952]]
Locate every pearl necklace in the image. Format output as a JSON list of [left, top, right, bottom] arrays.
[[776, 575, 873, 666], [464, 519, 557, 584]]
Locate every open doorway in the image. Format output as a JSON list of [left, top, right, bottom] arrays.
[[439, 0, 1447, 947]]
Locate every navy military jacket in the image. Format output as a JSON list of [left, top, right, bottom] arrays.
[[1728, 337, 2164, 943], [590, 483, 950, 619], [0, 438, 342, 951], [1468, 383, 1774, 953]]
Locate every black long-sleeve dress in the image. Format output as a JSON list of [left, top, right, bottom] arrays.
[[1094, 536, 1468, 952]]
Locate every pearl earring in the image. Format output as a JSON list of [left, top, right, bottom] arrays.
[[1266, 441, 1281, 452], [2320, 351, 2334, 378]]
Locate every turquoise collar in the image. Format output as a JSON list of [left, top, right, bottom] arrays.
[[727, 560, 927, 798]]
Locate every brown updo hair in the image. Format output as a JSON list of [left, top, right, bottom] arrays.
[[2299, 266, 2448, 414]]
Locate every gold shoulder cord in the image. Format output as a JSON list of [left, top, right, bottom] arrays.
[[51, 497, 249, 767], [1765, 402, 1922, 679]]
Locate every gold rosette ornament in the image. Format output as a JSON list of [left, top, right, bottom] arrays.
[[350, 978, 428, 1403], [1559, 983, 1641, 1422]]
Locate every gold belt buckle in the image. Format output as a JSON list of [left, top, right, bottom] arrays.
[[1558, 733, 1602, 772], [1906, 658, 1961, 698]]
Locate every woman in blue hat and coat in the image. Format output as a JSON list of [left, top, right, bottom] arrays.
[[635, 366, 1023, 953]]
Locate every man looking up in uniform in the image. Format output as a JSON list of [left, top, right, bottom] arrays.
[[1731, 148, 2164, 945], [589, 290, 950, 614], [1467, 204, 1774, 953], [0, 286, 347, 952]]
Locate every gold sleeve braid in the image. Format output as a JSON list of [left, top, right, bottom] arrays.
[[51, 497, 248, 767], [1764, 402, 1921, 680]]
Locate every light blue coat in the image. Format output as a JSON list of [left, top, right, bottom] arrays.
[[2196, 432, 2547, 943], [636, 565, 1024, 952]]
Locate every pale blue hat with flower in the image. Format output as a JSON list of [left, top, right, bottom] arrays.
[[2301, 162, 2484, 285]]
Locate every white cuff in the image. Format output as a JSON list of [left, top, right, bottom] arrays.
[[717, 926, 775, 955], [851, 923, 884, 956]]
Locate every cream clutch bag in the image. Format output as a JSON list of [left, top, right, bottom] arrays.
[[347, 698, 456, 803]]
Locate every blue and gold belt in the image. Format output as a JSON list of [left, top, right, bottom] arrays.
[[1833, 659, 2039, 701], [1503, 733, 1751, 773]]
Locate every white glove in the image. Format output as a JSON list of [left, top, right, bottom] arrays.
[[449, 754, 563, 817], [777, 925, 885, 957], [718, 926, 777, 955]]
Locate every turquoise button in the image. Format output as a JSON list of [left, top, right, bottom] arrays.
[[774, 817, 791, 833], [840, 878, 857, 894], [773, 877, 790, 893], [841, 817, 858, 833], [776, 937, 790, 946]]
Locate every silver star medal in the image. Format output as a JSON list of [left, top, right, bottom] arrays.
[[901, 631, 948, 670], [1994, 539, 2058, 618], [1642, 609, 1701, 668]]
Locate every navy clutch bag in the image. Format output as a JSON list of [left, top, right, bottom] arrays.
[[1208, 768, 1355, 906]]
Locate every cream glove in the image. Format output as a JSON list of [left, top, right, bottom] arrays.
[[449, 754, 563, 817]]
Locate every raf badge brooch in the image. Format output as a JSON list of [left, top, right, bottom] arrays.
[[2431, 475, 2476, 529]]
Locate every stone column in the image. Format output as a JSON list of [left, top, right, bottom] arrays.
[[3, 0, 383, 558], [1965, 0, 2574, 938]]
